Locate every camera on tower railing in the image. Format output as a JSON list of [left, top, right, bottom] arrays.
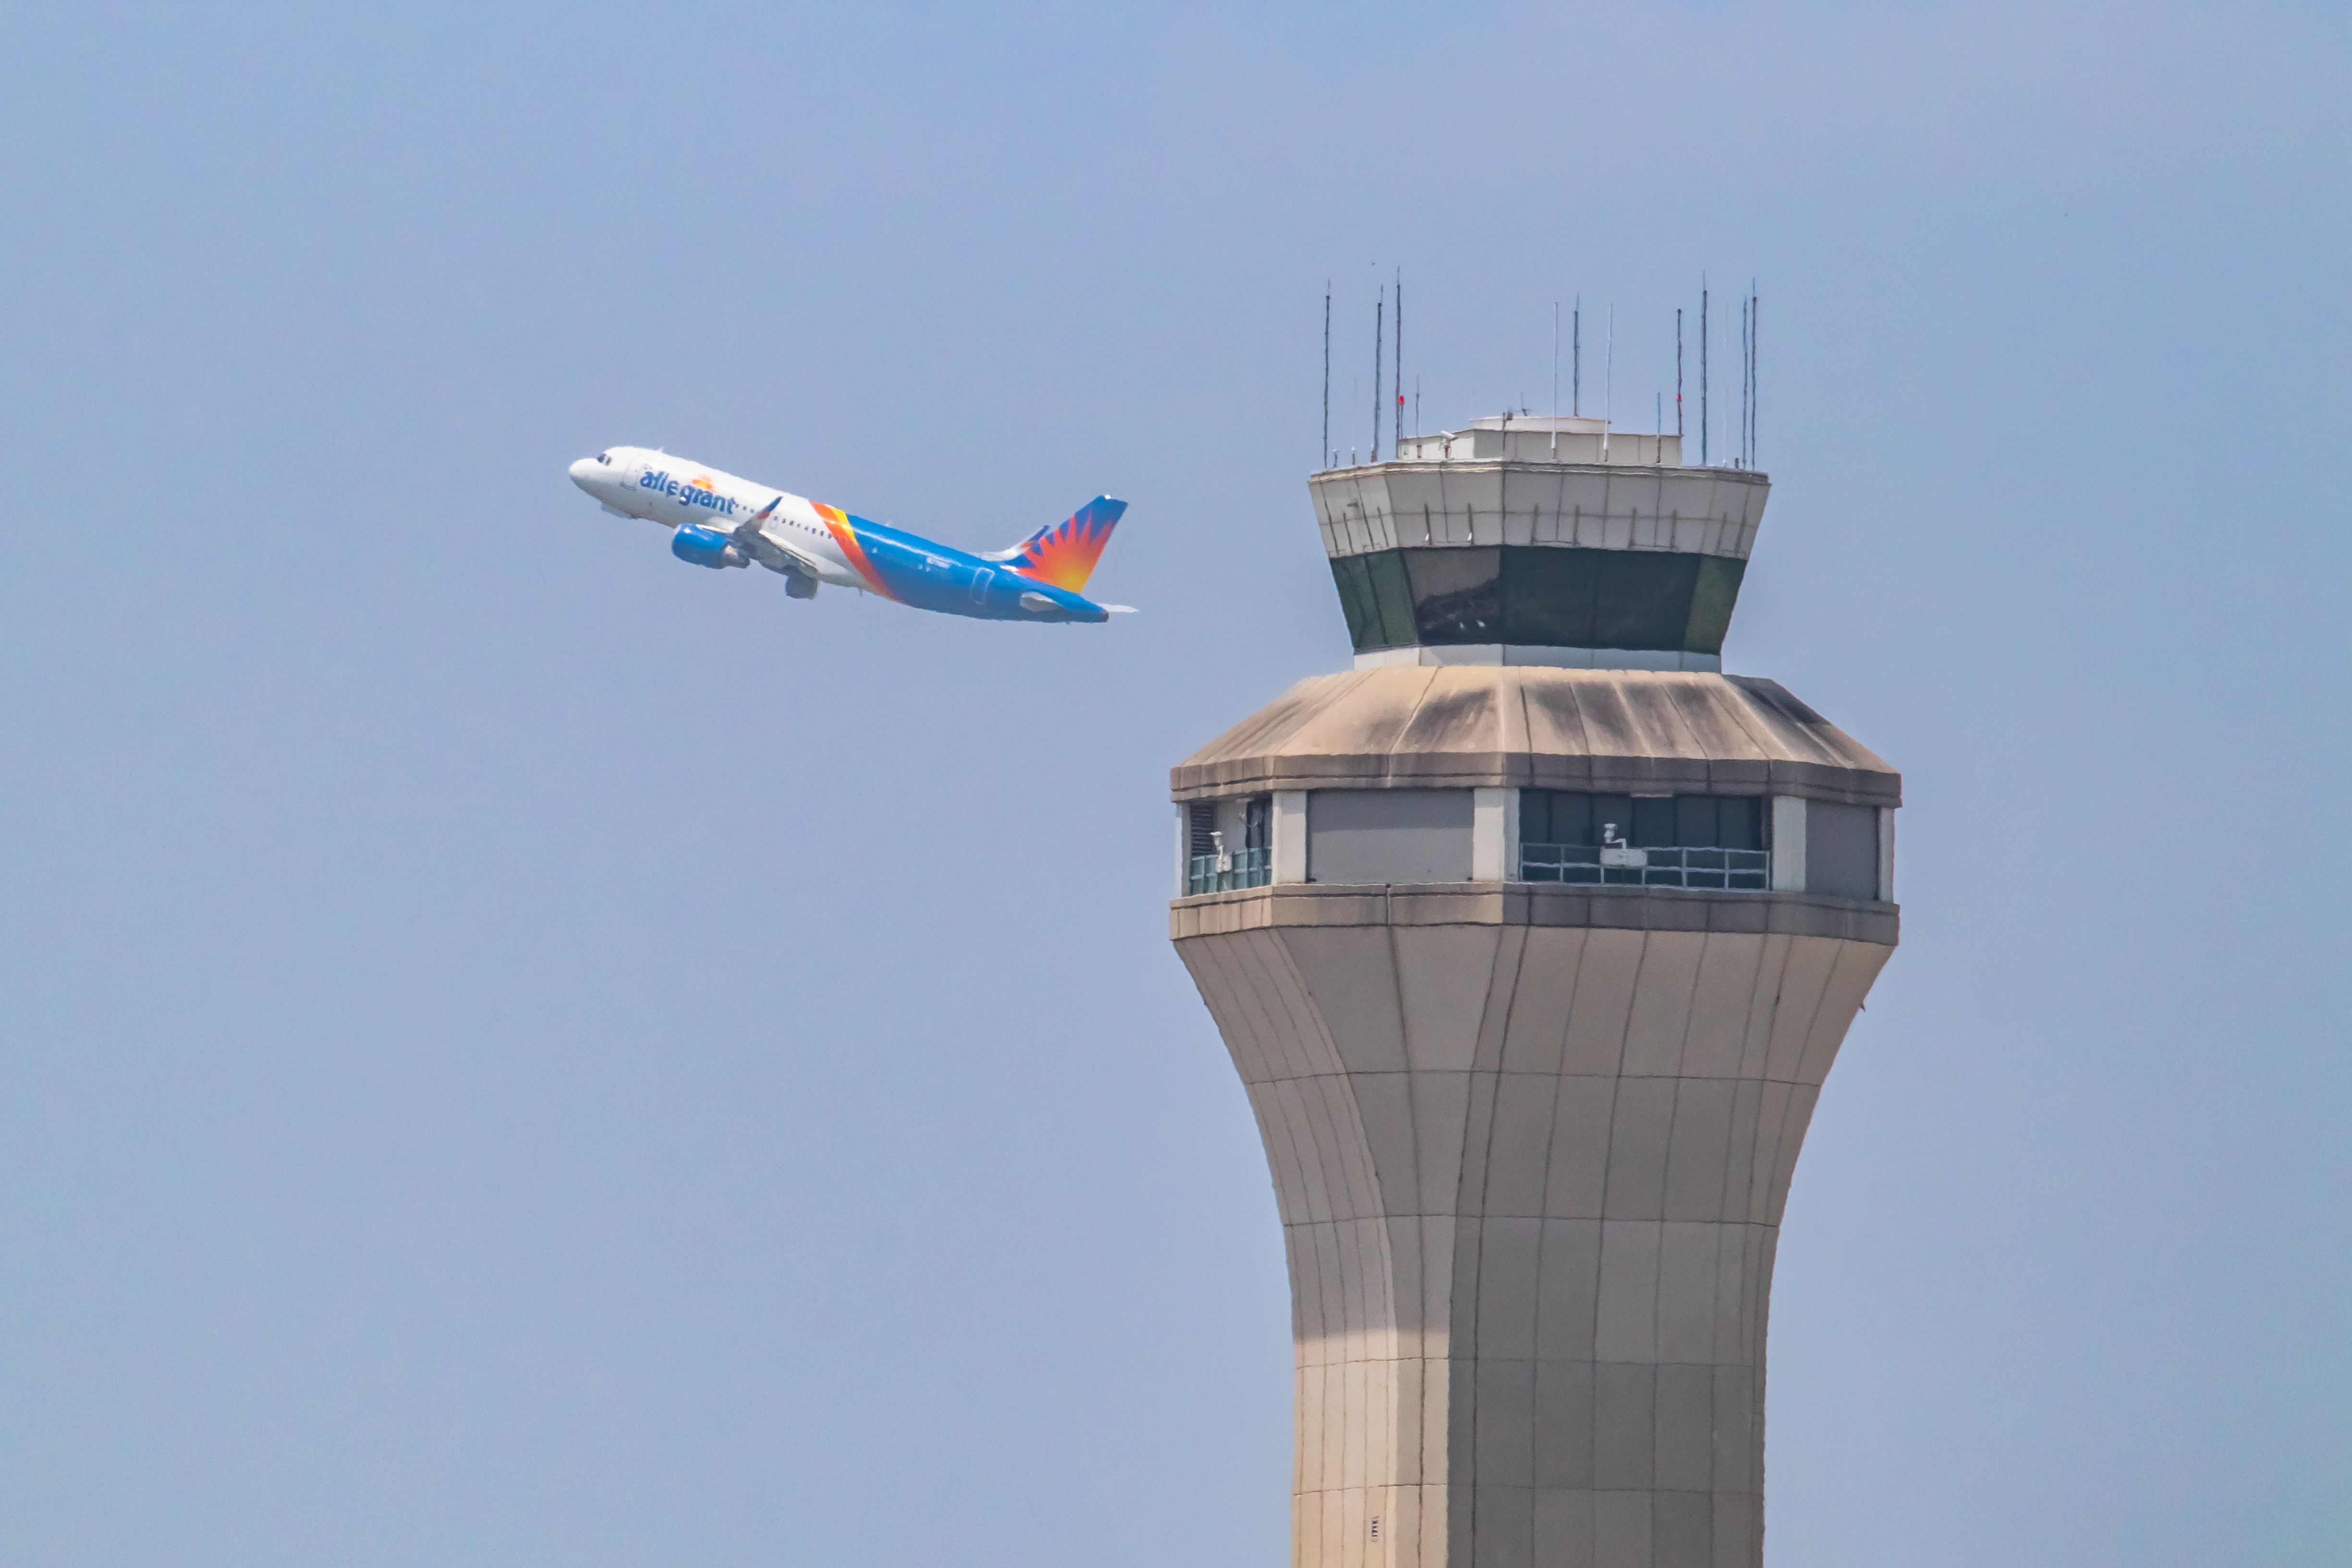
[[1598, 824, 1648, 870]]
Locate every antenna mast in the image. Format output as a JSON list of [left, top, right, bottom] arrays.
[[1700, 279, 1709, 465], [1675, 308, 1684, 441], [1393, 270, 1403, 454], [1572, 297, 1581, 417], [1551, 303, 1560, 452], [1750, 283, 1759, 468], [1603, 305, 1614, 459], [1739, 295, 1749, 468], [1372, 286, 1384, 463], [1322, 282, 1331, 469]]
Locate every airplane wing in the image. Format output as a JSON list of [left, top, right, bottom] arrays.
[[730, 500, 825, 579]]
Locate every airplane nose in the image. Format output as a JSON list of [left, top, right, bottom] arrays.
[[568, 457, 599, 490]]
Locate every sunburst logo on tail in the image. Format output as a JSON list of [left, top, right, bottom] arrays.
[[1006, 497, 1126, 592]]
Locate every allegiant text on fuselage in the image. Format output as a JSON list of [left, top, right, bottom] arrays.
[[639, 470, 739, 516]]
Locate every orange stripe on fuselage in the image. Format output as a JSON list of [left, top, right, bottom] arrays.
[[813, 503, 895, 600]]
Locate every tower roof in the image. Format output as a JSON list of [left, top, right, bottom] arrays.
[[1170, 665, 1898, 806]]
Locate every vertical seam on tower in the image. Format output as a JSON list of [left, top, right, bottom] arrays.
[[1724, 932, 1786, 1253], [1380, 914, 1432, 1539], [1596, 930, 1650, 1220], [1735, 932, 1785, 1085], [1513, 924, 1571, 1521], [1455, 923, 1516, 1564], [1536, 924, 1594, 1519], [1384, 669, 1445, 779], [1544, 660, 1593, 766], [1710, 681, 1803, 795], [1497, 668, 1532, 778], [1584, 926, 1645, 1508], [1647, 927, 1707, 1501], [1790, 940, 1843, 1087], [1669, 929, 1710, 1080], [1797, 942, 1868, 1088], [1507, 676, 1530, 786], [1646, 672, 1710, 768]]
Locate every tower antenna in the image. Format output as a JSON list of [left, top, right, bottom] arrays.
[[1551, 303, 1560, 452], [1393, 269, 1403, 455], [1675, 307, 1684, 443], [1372, 285, 1384, 463], [1572, 296, 1581, 417], [1322, 282, 1331, 468], [1743, 285, 1755, 468], [1603, 304, 1614, 460], [1750, 282, 1759, 468], [1700, 277, 1709, 466]]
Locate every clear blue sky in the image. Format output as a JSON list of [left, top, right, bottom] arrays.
[[2, 3, 2345, 1564]]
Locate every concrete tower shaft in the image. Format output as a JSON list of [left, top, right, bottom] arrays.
[[1170, 417, 1899, 1568], [1171, 668, 1896, 1568]]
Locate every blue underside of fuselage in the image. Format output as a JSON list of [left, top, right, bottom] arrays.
[[843, 517, 1108, 623]]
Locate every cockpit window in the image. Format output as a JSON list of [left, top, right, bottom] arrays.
[[597, 451, 612, 464]]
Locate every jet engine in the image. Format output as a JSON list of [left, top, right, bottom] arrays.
[[671, 525, 748, 569], [753, 553, 821, 597]]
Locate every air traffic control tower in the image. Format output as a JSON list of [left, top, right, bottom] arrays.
[[1170, 414, 1899, 1568]]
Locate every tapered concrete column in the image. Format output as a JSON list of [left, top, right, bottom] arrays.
[[1175, 889, 1890, 1568]]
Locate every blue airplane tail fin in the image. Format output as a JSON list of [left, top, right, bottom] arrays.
[[987, 496, 1126, 593]]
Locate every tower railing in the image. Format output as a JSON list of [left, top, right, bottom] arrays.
[[1186, 846, 1270, 896], [1520, 841, 1769, 890]]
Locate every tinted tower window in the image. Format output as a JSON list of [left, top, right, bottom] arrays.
[[1520, 790, 1769, 890]]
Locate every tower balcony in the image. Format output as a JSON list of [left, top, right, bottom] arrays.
[[1169, 665, 1898, 934]]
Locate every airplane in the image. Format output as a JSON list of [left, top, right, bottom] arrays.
[[566, 446, 1131, 624]]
